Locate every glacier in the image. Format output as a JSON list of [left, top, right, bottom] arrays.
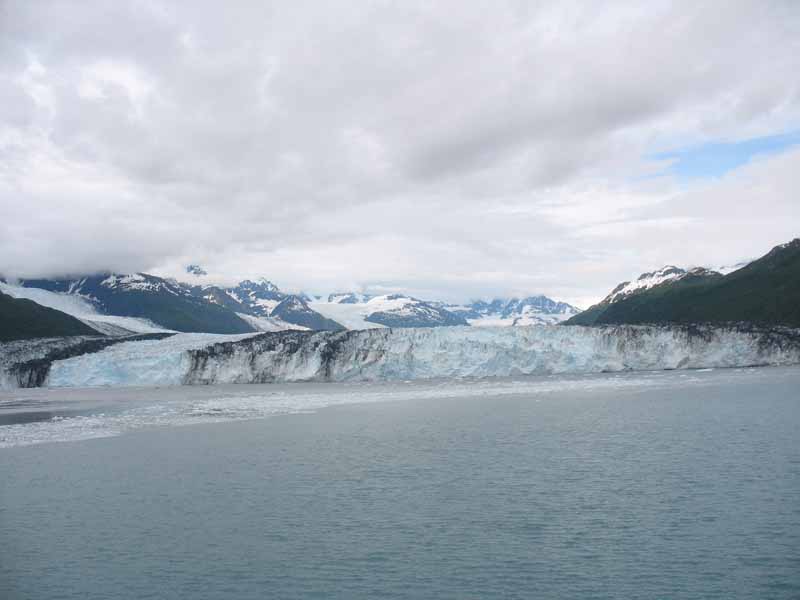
[[6, 323, 795, 389], [0, 281, 170, 335], [0, 333, 175, 389], [45, 333, 259, 388]]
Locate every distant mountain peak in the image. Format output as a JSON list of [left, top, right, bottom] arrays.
[[769, 237, 800, 255], [565, 236, 800, 327], [327, 292, 373, 304], [364, 295, 468, 328], [185, 264, 208, 276], [604, 265, 713, 304], [272, 294, 343, 330], [384, 293, 412, 301], [279, 294, 308, 309], [442, 294, 580, 327], [636, 265, 684, 280], [236, 278, 280, 293], [99, 272, 187, 295]]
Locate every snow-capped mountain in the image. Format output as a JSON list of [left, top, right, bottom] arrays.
[[11, 273, 581, 338], [17, 273, 254, 334], [566, 240, 798, 327], [203, 280, 340, 330], [312, 292, 580, 329], [311, 294, 468, 328], [185, 264, 208, 277], [365, 294, 468, 328], [447, 296, 581, 326], [0, 280, 170, 336], [327, 292, 375, 304], [713, 261, 751, 276], [567, 265, 727, 326], [23, 272, 201, 302], [195, 280, 307, 332], [222, 278, 284, 316], [600, 258, 755, 306], [604, 266, 724, 304], [15, 274, 343, 334], [271, 295, 343, 331]]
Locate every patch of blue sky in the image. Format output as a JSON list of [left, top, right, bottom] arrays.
[[650, 129, 800, 180]]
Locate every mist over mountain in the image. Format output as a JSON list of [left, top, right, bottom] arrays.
[[2, 268, 581, 340], [4, 234, 799, 342]]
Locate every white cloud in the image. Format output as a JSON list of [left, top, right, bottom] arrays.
[[1, 0, 799, 305]]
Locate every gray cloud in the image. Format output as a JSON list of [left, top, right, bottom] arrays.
[[1, 0, 799, 305]]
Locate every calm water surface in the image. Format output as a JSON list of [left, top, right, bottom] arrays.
[[1, 367, 799, 599]]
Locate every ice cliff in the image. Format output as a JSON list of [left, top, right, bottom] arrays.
[[0, 333, 174, 388], [2, 323, 793, 389]]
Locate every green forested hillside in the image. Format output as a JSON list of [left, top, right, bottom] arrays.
[[20, 274, 255, 334], [566, 239, 800, 327], [0, 292, 100, 341]]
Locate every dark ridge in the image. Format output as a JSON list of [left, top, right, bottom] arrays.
[[270, 295, 344, 331], [565, 238, 800, 327], [0, 291, 99, 341], [365, 303, 468, 328], [21, 274, 256, 334]]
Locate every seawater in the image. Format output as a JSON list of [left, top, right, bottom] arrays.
[[1, 367, 799, 599]]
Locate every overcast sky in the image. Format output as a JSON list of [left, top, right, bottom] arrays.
[[1, 1, 799, 306]]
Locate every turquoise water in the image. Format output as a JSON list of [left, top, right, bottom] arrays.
[[1, 368, 799, 599]]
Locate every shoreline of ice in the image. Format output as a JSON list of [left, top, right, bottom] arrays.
[[1, 323, 795, 389]]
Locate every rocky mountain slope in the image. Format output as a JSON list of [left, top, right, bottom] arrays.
[[5, 270, 580, 339], [449, 296, 581, 326], [315, 293, 470, 328], [19, 274, 255, 334], [314, 293, 578, 328], [12, 274, 340, 335], [0, 291, 100, 342], [1, 281, 172, 336], [271, 295, 344, 330], [567, 239, 799, 327], [361, 295, 468, 328]]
